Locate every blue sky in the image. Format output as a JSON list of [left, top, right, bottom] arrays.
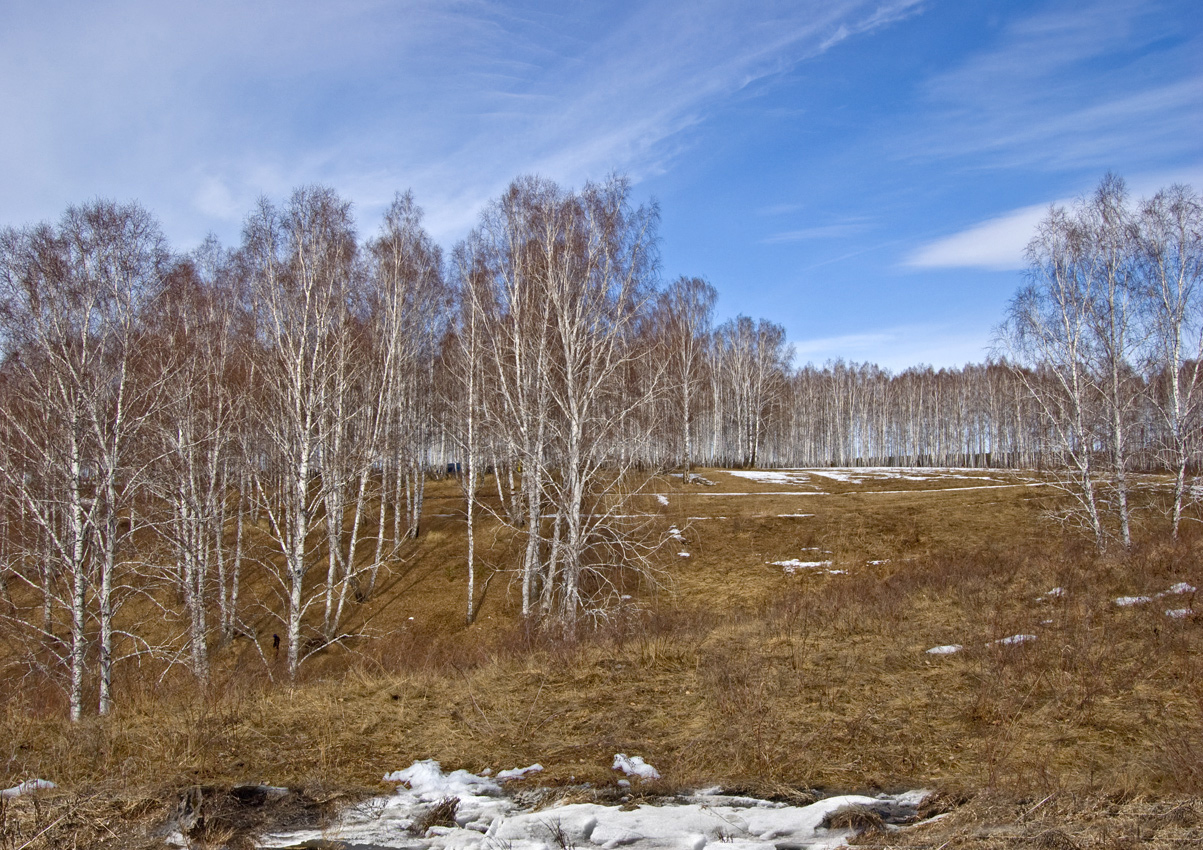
[[1, 0, 1199, 370]]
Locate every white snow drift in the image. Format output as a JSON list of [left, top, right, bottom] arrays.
[[258, 759, 929, 849]]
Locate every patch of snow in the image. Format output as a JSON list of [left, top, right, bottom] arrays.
[[989, 634, 1036, 647], [800, 467, 996, 484], [1166, 608, 1194, 619], [867, 559, 889, 565], [261, 760, 930, 850], [779, 513, 815, 518], [926, 645, 962, 655], [1117, 584, 1196, 607], [656, 494, 669, 506], [383, 759, 502, 798], [728, 470, 816, 486], [804, 469, 859, 482], [0, 779, 55, 798], [667, 526, 686, 542], [613, 753, 661, 780], [1038, 587, 1066, 601], [496, 764, 543, 782], [772, 559, 832, 572], [678, 551, 691, 558]]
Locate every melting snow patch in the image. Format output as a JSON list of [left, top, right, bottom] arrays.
[[667, 526, 686, 542], [0, 779, 55, 798], [261, 760, 930, 850], [1167, 608, 1193, 619], [656, 494, 669, 506], [989, 634, 1036, 647], [382, 759, 502, 798], [1115, 583, 1195, 607], [773, 559, 832, 573], [926, 645, 962, 655], [779, 513, 815, 518], [678, 551, 691, 558], [496, 764, 543, 782], [728, 470, 815, 486], [613, 754, 661, 780], [1038, 587, 1066, 600]]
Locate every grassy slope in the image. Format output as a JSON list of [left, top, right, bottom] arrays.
[[1, 468, 1201, 847]]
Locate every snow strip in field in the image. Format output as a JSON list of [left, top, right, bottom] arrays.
[[728, 470, 817, 486], [656, 494, 670, 506], [1115, 583, 1196, 607], [862, 483, 1050, 495], [690, 484, 1041, 496], [771, 558, 846, 576], [257, 759, 929, 849], [773, 559, 831, 570], [799, 467, 996, 484], [926, 645, 962, 655]]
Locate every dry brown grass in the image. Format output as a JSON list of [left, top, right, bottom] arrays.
[[1, 468, 1201, 846]]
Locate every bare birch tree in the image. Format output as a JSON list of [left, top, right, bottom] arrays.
[[0, 201, 170, 717], [1137, 184, 1203, 536], [998, 205, 1107, 546], [241, 186, 359, 679], [657, 276, 717, 482]]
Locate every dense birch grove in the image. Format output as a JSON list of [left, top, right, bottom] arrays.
[[0, 174, 1199, 717]]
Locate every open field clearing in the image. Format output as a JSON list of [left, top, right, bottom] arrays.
[[1, 467, 1201, 848]]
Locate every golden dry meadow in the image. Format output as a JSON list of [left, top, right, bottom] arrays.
[[1, 467, 1201, 848]]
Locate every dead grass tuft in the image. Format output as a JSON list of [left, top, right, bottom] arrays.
[[412, 795, 459, 834], [823, 803, 885, 832]]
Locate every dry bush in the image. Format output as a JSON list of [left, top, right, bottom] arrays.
[[412, 795, 459, 834]]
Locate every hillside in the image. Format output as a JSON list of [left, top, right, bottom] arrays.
[[1, 467, 1200, 847]]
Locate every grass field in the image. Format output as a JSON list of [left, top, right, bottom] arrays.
[[1, 467, 1201, 848]]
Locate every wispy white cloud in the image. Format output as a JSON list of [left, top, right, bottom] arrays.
[[904, 165, 1203, 271], [903, 204, 1048, 270], [0, 0, 929, 247], [900, 0, 1203, 172], [792, 323, 990, 371], [762, 222, 871, 243]]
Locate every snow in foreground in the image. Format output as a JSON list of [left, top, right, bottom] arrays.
[[257, 759, 928, 849]]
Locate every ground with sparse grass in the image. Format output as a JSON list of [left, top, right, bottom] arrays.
[[1, 467, 1201, 848]]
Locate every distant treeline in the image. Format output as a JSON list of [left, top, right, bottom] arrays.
[[0, 173, 1198, 718]]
